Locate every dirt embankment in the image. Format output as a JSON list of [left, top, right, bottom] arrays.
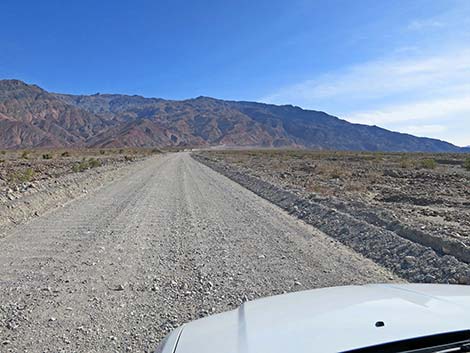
[[193, 151, 470, 284]]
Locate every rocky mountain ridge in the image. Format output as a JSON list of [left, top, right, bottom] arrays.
[[0, 79, 465, 152]]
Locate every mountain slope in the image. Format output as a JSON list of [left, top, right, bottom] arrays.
[[57, 94, 294, 148], [0, 80, 113, 148], [0, 79, 465, 152], [229, 101, 461, 152]]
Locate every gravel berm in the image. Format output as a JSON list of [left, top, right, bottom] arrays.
[[193, 153, 470, 284], [0, 152, 398, 352]]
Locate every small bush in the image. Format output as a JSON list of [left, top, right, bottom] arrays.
[[421, 159, 437, 169], [0, 150, 6, 155], [88, 158, 101, 168], [124, 155, 134, 162], [151, 148, 161, 154], [99, 150, 106, 155], [21, 168, 35, 182], [72, 158, 101, 172], [327, 167, 343, 179], [464, 158, 470, 171], [399, 156, 411, 169], [119, 149, 125, 154], [42, 153, 53, 160], [61, 151, 70, 157], [373, 152, 384, 162], [21, 151, 29, 159], [9, 168, 35, 184], [72, 159, 89, 173], [0, 159, 5, 163]]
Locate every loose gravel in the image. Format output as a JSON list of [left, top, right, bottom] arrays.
[[193, 154, 470, 285], [0, 152, 398, 352], [0, 157, 146, 236]]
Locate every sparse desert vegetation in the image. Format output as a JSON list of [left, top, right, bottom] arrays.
[[0, 152, 402, 352], [0, 148, 161, 200], [71, 157, 102, 172], [465, 157, 470, 171], [198, 149, 470, 249]]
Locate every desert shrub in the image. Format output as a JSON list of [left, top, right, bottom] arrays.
[[21, 168, 35, 182], [330, 170, 342, 179], [324, 166, 343, 179], [21, 151, 29, 159], [99, 150, 106, 155], [421, 159, 437, 169], [0, 150, 6, 155], [119, 149, 125, 154], [124, 155, 134, 162], [81, 159, 90, 170], [151, 148, 161, 154], [72, 158, 101, 172], [72, 159, 89, 173], [0, 159, 5, 163], [9, 168, 35, 184], [42, 153, 53, 160], [61, 151, 70, 157], [399, 156, 412, 169], [88, 158, 101, 168], [374, 152, 384, 159], [464, 158, 470, 171]]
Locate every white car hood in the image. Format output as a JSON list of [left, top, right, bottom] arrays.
[[174, 284, 470, 353]]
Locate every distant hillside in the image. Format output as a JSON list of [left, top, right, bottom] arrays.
[[0, 79, 465, 152]]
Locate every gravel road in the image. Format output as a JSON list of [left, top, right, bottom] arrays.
[[0, 153, 398, 352]]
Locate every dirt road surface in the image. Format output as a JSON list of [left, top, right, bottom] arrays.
[[0, 153, 398, 352]]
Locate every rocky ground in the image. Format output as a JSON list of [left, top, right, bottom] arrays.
[[194, 150, 470, 284], [0, 152, 398, 352], [0, 148, 158, 233]]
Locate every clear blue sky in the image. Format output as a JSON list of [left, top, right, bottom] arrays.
[[1, 0, 469, 146]]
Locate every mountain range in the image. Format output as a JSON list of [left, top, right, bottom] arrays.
[[0, 79, 467, 152]]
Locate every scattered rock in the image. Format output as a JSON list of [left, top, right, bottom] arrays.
[[404, 256, 417, 266], [194, 153, 470, 285]]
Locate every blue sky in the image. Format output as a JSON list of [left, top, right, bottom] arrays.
[[1, 0, 469, 146]]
